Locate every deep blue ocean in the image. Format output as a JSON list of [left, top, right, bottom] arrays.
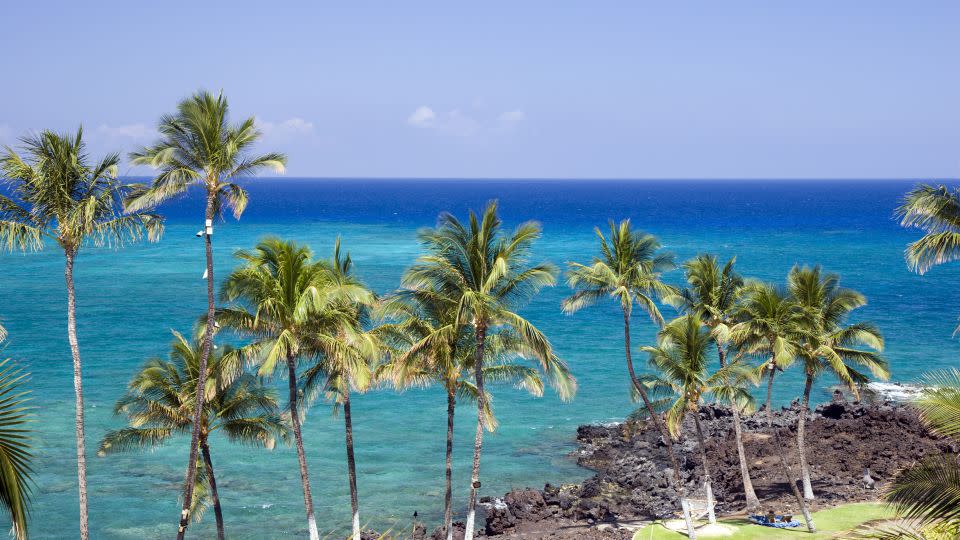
[[1, 179, 957, 538]]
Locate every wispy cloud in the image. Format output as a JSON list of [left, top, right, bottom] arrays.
[[257, 117, 316, 138], [406, 105, 524, 137], [96, 123, 154, 140]]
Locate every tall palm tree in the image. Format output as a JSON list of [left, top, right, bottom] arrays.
[[405, 202, 574, 540], [97, 331, 288, 540], [561, 220, 698, 537], [730, 282, 815, 532], [641, 314, 753, 525], [381, 289, 568, 540], [0, 357, 33, 540], [299, 239, 379, 540], [125, 90, 286, 539], [217, 238, 370, 540], [668, 254, 761, 511], [787, 265, 888, 500], [0, 129, 163, 540]]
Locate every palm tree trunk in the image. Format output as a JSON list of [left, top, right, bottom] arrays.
[[444, 387, 456, 540], [64, 249, 89, 540], [463, 323, 487, 540], [798, 372, 815, 500], [177, 192, 217, 540], [343, 384, 361, 540], [716, 342, 759, 511], [623, 310, 697, 539], [288, 354, 320, 540], [764, 366, 815, 532], [200, 437, 225, 540], [692, 413, 716, 524]]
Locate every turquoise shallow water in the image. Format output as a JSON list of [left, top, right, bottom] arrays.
[[0, 179, 958, 538]]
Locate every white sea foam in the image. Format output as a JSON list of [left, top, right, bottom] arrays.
[[867, 382, 924, 401]]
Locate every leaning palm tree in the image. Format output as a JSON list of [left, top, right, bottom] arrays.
[[668, 254, 761, 511], [404, 202, 574, 540], [561, 220, 697, 537], [217, 238, 370, 540], [125, 90, 286, 539], [731, 282, 815, 532], [0, 129, 163, 540], [98, 331, 288, 540], [381, 289, 569, 540], [0, 358, 33, 540], [299, 240, 379, 540], [788, 265, 888, 500]]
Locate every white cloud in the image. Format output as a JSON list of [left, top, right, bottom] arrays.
[[407, 106, 523, 137], [257, 117, 315, 137], [407, 106, 437, 128], [496, 110, 525, 130], [96, 123, 153, 140]]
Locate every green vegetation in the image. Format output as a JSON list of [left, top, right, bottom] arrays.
[[124, 90, 287, 540], [0, 358, 32, 540], [97, 331, 288, 540], [633, 502, 894, 539], [0, 129, 162, 540], [405, 201, 574, 540]]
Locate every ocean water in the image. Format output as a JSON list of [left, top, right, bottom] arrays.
[[0, 179, 957, 538]]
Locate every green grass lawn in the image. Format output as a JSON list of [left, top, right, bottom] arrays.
[[633, 502, 893, 539]]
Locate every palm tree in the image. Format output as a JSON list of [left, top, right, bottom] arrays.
[[98, 331, 288, 539], [561, 220, 698, 537], [0, 129, 163, 540], [787, 265, 888, 500], [730, 282, 815, 532], [217, 238, 370, 540], [381, 289, 570, 540], [124, 90, 286, 539], [641, 314, 749, 525], [668, 254, 761, 511], [404, 202, 574, 540], [0, 357, 33, 540], [299, 240, 379, 540]]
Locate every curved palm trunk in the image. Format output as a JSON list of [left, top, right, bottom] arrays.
[[178, 192, 217, 539], [624, 310, 697, 539], [343, 384, 361, 540], [692, 414, 716, 524], [764, 367, 815, 532], [200, 438, 225, 540], [288, 354, 320, 540], [463, 323, 487, 540], [798, 372, 815, 500], [64, 249, 89, 540], [444, 387, 456, 540], [716, 343, 760, 511]]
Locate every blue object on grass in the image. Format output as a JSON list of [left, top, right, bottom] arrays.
[[748, 515, 802, 528]]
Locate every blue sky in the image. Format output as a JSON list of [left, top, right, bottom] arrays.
[[2, 1, 958, 179]]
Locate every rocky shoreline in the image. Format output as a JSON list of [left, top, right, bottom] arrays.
[[443, 393, 954, 539]]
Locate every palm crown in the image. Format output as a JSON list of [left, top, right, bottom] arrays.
[[404, 201, 573, 400], [98, 331, 288, 519], [562, 219, 676, 323], [787, 265, 888, 396], [125, 91, 286, 217], [0, 128, 163, 253]]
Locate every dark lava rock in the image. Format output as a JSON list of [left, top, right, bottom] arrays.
[[482, 399, 946, 537]]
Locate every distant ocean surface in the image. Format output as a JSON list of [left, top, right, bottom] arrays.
[[1, 179, 958, 538]]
